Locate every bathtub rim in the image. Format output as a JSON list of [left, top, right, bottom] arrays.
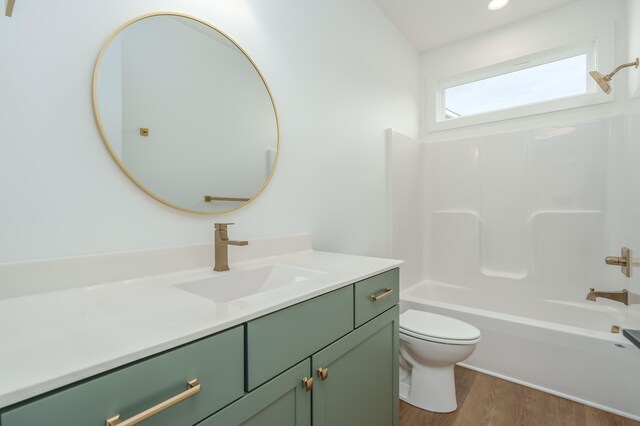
[[400, 284, 640, 422], [402, 281, 632, 343]]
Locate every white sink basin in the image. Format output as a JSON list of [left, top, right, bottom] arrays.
[[174, 265, 326, 303]]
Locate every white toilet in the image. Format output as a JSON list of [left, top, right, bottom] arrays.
[[399, 309, 481, 413]]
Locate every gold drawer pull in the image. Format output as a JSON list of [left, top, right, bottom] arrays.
[[106, 379, 200, 426], [370, 288, 393, 302], [317, 367, 329, 381], [302, 377, 314, 392]]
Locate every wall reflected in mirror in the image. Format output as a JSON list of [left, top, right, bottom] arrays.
[[94, 13, 279, 214]]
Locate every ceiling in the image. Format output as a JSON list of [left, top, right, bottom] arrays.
[[373, 0, 580, 53]]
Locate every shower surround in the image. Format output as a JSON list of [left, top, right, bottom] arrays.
[[422, 114, 640, 296], [388, 113, 640, 420]]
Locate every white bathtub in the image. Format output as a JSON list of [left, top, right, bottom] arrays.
[[401, 281, 640, 420]]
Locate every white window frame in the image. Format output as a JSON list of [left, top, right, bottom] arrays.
[[428, 33, 615, 132]]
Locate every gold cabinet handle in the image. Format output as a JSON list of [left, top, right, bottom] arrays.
[[106, 379, 200, 426], [317, 367, 329, 381], [370, 288, 393, 302], [302, 377, 314, 392]]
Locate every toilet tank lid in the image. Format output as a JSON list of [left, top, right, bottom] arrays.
[[400, 309, 481, 341]]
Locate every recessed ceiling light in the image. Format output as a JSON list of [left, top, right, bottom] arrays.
[[488, 0, 509, 11]]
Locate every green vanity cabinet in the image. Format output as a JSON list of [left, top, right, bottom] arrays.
[[197, 359, 312, 426], [312, 306, 399, 426], [199, 303, 399, 426], [0, 268, 399, 426], [200, 268, 400, 426], [0, 326, 244, 426]]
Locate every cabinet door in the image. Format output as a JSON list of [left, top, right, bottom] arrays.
[[246, 285, 353, 390], [312, 306, 399, 426], [199, 359, 311, 426]]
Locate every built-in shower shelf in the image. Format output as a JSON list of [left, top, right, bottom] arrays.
[[480, 268, 527, 280], [526, 210, 603, 222]]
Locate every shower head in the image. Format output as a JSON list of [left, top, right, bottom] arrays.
[[589, 70, 611, 94], [590, 58, 639, 94]]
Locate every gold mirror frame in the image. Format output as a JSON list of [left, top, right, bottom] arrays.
[[92, 12, 280, 215]]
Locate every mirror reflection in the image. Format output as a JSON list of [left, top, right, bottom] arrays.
[[93, 13, 279, 214]]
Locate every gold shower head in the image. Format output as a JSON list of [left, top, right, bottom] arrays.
[[590, 58, 639, 94], [589, 70, 611, 94]]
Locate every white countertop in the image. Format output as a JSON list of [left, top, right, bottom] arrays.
[[0, 248, 401, 409]]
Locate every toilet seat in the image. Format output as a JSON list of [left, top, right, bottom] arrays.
[[400, 310, 481, 345]]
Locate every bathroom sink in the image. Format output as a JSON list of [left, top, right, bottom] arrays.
[[174, 265, 326, 303]]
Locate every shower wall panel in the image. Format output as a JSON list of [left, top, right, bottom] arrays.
[[424, 117, 616, 293]]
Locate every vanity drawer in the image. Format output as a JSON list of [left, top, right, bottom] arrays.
[[354, 268, 399, 328], [246, 285, 353, 391], [1, 327, 244, 426]]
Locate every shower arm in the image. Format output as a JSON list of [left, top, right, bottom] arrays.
[[602, 58, 640, 82]]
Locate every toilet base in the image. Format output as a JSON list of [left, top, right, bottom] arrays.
[[399, 364, 410, 401], [400, 363, 457, 413]]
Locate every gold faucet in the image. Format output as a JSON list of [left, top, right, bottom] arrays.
[[586, 288, 629, 306], [214, 223, 248, 272]]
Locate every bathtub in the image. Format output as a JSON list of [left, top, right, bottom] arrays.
[[401, 281, 640, 421]]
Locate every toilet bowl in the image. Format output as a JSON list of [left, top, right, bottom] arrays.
[[399, 309, 481, 413]]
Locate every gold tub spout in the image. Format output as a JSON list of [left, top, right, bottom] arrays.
[[586, 288, 629, 306]]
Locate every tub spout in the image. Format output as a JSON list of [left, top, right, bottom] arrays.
[[586, 288, 629, 306]]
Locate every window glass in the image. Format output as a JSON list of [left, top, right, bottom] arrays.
[[444, 54, 587, 118]]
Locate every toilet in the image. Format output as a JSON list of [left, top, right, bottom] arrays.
[[399, 309, 481, 413]]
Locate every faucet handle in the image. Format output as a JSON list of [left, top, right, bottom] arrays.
[[214, 223, 235, 230]]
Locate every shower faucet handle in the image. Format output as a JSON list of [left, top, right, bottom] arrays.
[[604, 247, 638, 278]]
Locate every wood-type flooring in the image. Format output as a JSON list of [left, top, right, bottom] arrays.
[[399, 366, 639, 426]]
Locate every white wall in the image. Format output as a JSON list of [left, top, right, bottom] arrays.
[[412, 0, 640, 298], [0, 0, 419, 264]]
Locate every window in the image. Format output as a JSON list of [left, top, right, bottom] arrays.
[[444, 54, 588, 118], [429, 39, 614, 131]]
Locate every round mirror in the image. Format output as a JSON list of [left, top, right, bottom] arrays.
[[93, 13, 279, 214]]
